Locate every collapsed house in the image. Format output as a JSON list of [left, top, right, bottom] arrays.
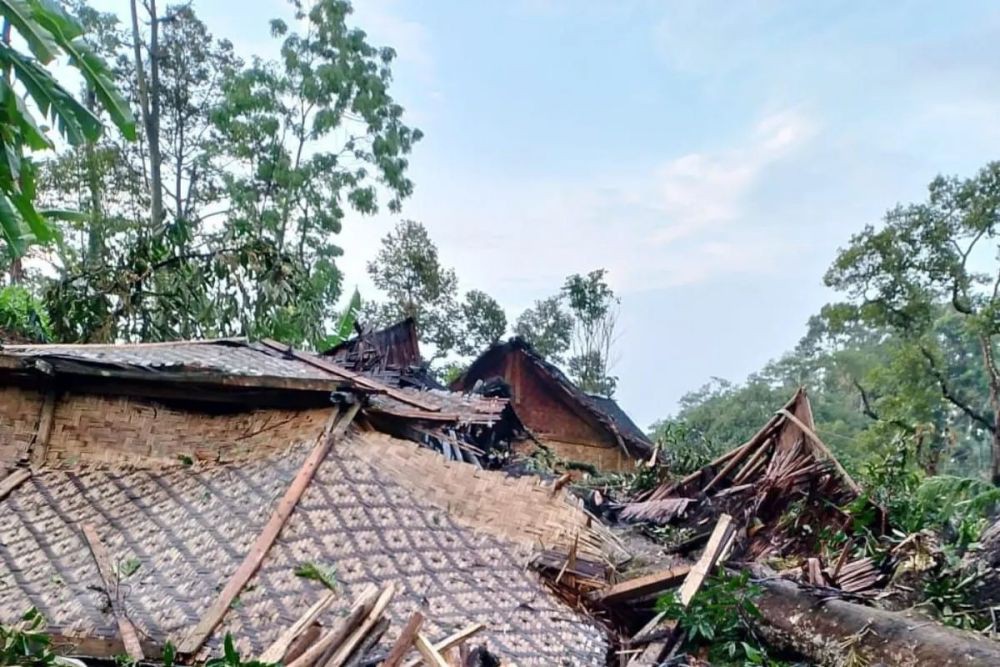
[[452, 338, 653, 472], [0, 339, 624, 665]]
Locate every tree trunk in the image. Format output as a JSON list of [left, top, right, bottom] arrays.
[[753, 578, 1000, 666], [130, 0, 163, 232]]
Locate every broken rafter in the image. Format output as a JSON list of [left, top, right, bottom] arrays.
[[777, 408, 862, 495], [258, 590, 338, 663], [0, 468, 31, 501], [401, 624, 486, 667], [177, 404, 356, 656], [588, 564, 692, 604], [259, 339, 441, 412], [81, 523, 145, 661], [382, 611, 425, 667]]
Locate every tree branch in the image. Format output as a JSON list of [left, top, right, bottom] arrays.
[[918, 344, 995, 433]]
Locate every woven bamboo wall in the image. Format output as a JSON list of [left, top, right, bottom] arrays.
[[539, 437, 633, 471], [0, 385, 44, 468], [349, 430, 623, 560], [0, 384, 332, 469]]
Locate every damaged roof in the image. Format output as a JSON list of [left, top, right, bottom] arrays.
[[321, 318, 442, 390], [0, 429, 607, 664], [454, 337, 655, 458], [0, 339, 346, 389]]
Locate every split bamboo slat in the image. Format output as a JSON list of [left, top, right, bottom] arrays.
[[285, 585, 380, 667]]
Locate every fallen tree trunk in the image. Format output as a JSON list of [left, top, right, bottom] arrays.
[[754, 578, 1000, 666]]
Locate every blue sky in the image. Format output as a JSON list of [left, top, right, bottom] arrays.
[[100, 0, 1000, 428]]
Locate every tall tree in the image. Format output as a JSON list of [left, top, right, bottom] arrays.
[[458, 289, 506, 355], [514, 295, 573, 363], [366, 219, 459, 357], [563, 269, 619, 396], [38, 0, 421, 346], [129, 0, 163, 231], [825, 162, 1000, 483]]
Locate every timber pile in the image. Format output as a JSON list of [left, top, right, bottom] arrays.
[[255, 584, 491, 667], [620, 388, 868, 562]]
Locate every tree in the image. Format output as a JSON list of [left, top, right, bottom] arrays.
[[0, 0, 134, 262], [825, 163, 1000, 484], [366, 219, 459, 356], [458, 289, 506, 355], [37, 0, 421, 346], [514, 295, 573, 363], [563, 269, 619, 396]]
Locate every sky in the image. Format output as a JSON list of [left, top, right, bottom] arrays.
[[95, 0, 1000, 428]]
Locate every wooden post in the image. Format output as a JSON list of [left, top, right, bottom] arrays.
[[29, 390, 56, 467]]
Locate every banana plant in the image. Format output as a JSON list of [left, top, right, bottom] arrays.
[[323, 287, 362, 348], [0, 0, 135, 257]]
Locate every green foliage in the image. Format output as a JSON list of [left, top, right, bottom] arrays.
[[0, 285, 50, 342], [0, 0, 134, 257], [458, 289, 507, 356], [656, 572, 770, 665], [366, 219, 460, 357], [205, 634, 276, 667], [825, 162, 1000, 483], [294, 562, 338, 590], [323, 288, 362, 348], [365, 220, 507, 364], [38, 0, 419, 347], [514, 295, 573, 364], [117, 557, 141, 579], [563, 269, 619, 396], [0, 608, 55, 667]]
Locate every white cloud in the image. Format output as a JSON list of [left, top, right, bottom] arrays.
[[651, 108, 816, 244], [340, 108, 817, 305]]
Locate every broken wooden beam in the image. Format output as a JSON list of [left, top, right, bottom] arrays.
[[382, 611, 425, 667], [178, 406, 354, 655], [81, 523, 145, 662], [0, 468, 31, 501], [587, 564, 692, 605], [414, 633, 449, 667], [401, 624, 486, 667], [260, 339, 441, 412], [324, 583, 396, 667], [258, 590, 338, 662], [285, 584, 379, 667]]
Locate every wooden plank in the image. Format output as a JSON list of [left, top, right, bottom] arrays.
[[414, 633, 449, 667], [777, 408, 863, 494], [177, 405, 354, 655], [81, 523, 145, 661], [324, 584, 396, 667], [630, 515, 735, 666], [588, 565, 692, 604], [402, 624, 485, 667], [678, 514, 735, 605], [285, 584, 379, 667], [0, 468, 31, 501], [258, 590, 338, 662], [382, 611, 424, 667], [260, 339, 441, 412], [29, 390, 57, 466]]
